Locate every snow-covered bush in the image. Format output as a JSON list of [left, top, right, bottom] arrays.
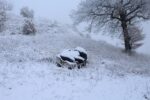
[[0, 0, 12, 32], [20, 6, 36, 35], [20, 7, 34, 18], [128, 26, 145, 49], [22, 19, 36, 35], [56, 47, 87, 69]]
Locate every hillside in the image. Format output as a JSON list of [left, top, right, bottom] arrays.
[[0, 14, 150, 100]]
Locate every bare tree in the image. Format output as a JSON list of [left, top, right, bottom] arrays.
[[20, 7, 34, 18], [71, 0, 150, 52], [0, 0, 12, 32]]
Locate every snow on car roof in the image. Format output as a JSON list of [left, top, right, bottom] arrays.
[[57, 49, 80, 61], [75, 47, 87, 54]]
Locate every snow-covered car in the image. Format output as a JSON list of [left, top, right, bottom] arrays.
[[56, 47, 87, 69], [74, 47, 87, 61]]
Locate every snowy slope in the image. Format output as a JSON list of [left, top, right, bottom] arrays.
[[138, 21, 150, 55], [90, 21, 150, 55], [0, 15, 150, 100]]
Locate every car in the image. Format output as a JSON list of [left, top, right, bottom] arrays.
[[56, 47, 87, 69]]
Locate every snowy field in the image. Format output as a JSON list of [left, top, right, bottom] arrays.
[[0, 15, 150, 100]]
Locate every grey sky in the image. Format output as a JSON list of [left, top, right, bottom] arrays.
[[10, 0, 81, 23]]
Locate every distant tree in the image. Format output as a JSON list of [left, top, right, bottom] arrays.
[[21, 7, 36, 35], [72, 0, 150, 52], [0, 0, 12, 32], [22, 19, 36, 35], [20, 7, 34, 18]]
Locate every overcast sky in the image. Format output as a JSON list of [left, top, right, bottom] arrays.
[[10, 0, 81, 23]]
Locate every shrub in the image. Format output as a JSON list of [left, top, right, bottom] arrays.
[[128, 26, 145, 49], [0, 0, 12, 32], [22, 19, 36, 35]]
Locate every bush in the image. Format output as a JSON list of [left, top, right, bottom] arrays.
[[128, 26, 145, 49], [0, 0, 12, 32], [22, 19, 36, 35], [0, 12, 6, 32]]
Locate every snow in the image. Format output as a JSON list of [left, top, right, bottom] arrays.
[[75, 46, 87, 54], [0, 14, 150, 100], [57, 49, 80, 61], [0, 62, 150, 100]]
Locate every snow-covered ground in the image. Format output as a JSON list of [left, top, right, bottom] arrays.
[[0, 15, 150, 100]]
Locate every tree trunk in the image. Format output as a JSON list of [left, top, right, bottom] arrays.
[[121, 21, 131, 52]]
